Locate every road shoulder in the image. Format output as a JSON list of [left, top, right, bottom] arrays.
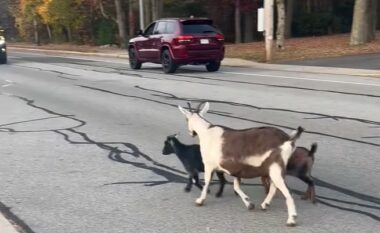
[[8, 46, 380, 78]]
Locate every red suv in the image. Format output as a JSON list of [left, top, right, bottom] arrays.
[[128, 18, 225, 73]]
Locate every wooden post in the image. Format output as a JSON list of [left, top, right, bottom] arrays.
[[264, 0, 274, 62]]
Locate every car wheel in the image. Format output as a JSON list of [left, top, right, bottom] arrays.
[[128, 47, 142, 69], [0, 53, 7, 64], [206, 61, 221, 72], [161, 49, 177, 74]]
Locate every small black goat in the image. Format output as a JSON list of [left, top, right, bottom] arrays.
[[162, 134, 227, 197]]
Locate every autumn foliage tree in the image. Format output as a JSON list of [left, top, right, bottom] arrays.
[[6, 0, 377, 46]]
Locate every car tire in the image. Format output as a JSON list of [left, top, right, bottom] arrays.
[[161, 49, 177, 74], [0, 53, 7, 64], [206, 61, 221, 72], [128, 47, 142, 69]]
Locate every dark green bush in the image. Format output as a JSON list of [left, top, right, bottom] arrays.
[[95, 18, 116, 45]]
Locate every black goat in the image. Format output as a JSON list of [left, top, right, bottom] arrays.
[[162, 134, 227, 197], [261, 143, 318, 203]]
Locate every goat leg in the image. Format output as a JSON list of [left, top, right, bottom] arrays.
[[233, 177, 255, 210], [299, 175, 315, 203], [261, 176, 270, 194], [184, 175, 193, 192], [195, 167, 213, 206], [193, 174, 203, 190], [215, 172, 226, 198]]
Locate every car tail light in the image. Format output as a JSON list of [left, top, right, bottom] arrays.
[[175, 35, 193, 44], [216, 33, 224, 41]]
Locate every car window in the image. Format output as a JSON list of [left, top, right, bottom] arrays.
[[144, 23, 156, 36], [181, 22, 218, 34], [166, 22, 176, 34], [155, 22, 166, 34]]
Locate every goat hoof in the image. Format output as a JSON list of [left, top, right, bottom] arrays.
[[247, 203, 255, 210], [286, 222, 297, 227], [301, 195, 308, 200], [215, 192, 222, 198], [184, 187, 191, 192], [260, 203, 269, 211], [195, 198, 204, 206], [286, 215, 297, 227]]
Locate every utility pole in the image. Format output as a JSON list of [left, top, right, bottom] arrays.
[[264, 0, 274, 62], [139, 0, 144, 30]]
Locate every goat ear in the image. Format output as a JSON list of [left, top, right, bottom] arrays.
[[178, 105, 191, 117], [199, 102, 209, 116]]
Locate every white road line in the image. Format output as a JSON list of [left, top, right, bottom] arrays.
[[222, 71, 380, 87]]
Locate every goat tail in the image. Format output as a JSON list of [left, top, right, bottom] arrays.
[[289, 126, 304, 142], [309, 143, 318, 161]]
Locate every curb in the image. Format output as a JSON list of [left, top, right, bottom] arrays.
[[8, 46, 129, 59], [222, 58, 380, 77], [9, 46, 380, 78]]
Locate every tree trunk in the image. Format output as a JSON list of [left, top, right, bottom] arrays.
[[350, 0, 374, 45], [235, 0, 241, 43], [378, 0, 380, 30], [276, 0, 286, 49], [129, 0, 136, 36], [151, 0, 162, 20], [306, 0, 312, 13], [144, 0, 152, 26], [67, 26, 72, 42], [285, 0, 294, 38], [46, 24, 52, 42], [368, 0, 377, 40], [33, 17, 40, 45], [115, 0, 128, 48], [243, 12, 254, 42]]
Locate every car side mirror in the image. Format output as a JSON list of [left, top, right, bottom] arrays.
[[137, 29, 143, 36]]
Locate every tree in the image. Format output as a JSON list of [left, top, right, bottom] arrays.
[[115, 0, 128, 47], [235, 0, 241, 43], [275, 0, 285, 49], [350, 0, 377, 45], [284, 0, 294, 38]]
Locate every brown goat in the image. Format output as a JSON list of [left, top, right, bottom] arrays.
[[178, 102, 304, 226]]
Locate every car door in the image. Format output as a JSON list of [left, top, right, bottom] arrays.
[[149, 21, 167, 61], [137, 22, 156, 60]]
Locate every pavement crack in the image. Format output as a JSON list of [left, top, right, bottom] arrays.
[[76, 84, 380, 147]]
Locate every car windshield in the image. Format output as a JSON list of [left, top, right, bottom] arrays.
[[181, 22, 218, 34]]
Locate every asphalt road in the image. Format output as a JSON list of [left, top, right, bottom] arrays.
[[0, 51, 379, 233]]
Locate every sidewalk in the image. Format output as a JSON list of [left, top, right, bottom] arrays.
[[8, 43, 380, 78]]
